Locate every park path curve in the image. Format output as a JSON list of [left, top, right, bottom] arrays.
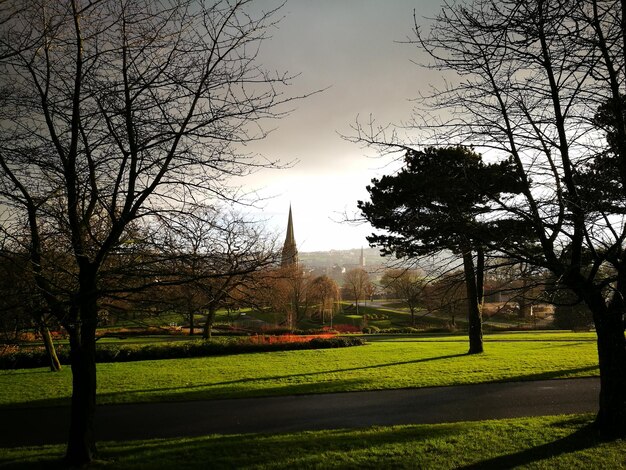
[[0, 377, 599, 447]]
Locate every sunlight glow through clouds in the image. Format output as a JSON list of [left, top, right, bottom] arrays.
[[239, 0, 445, 251]]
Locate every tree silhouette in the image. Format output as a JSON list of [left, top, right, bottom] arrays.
[[0, 0, 297, 463], [359, 146, 522, 353]]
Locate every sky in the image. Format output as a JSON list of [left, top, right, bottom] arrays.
[[238, 0, 445, 252]]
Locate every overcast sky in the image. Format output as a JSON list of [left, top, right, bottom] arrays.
[[240, 0, 445, 252]]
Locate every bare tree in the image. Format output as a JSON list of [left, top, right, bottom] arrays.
[[0, 0, 298, 463], [423, 270, 466, 328], [259, 265, 313, 329], [343, 268, 371, 315], [0, 249, 62, 370], [381, 268, 425, 327], [308, 275, 341, 325], [155, 207, 279, 338]]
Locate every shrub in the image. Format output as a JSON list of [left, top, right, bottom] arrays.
[[259, 327, 334, 336], [362, 326, 380, 334], [309, 336, 364, 348], [98, 326, 184, 338], [0, 336, 365, 369], [366, 314, 388, 321], [0, 345, 71, 369], [376, 327, 422, 334], [553, 303, 593, 331]]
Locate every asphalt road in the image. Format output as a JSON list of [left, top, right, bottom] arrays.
[[0, 377, 599, 447]]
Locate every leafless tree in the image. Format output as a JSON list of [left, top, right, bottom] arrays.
[[343, 268, 371, 315], [258, 265, 313, 329], [0, 0, 299, 463], [308, 275, 341, 325], [154, 207, 280, 338], [423, 270, 466, 328], [381, 268, 425, 327]]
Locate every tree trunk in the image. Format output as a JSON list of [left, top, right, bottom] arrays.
[[517, 276, 529, 318], [202, 305, 217, 340], [189, 311, 194, 336], [65, 274, 98, 466], [462, 247, 483, 354], [39, 321, 61, 372], [475, 246, 485, 305], [593, 302, 626, 438]]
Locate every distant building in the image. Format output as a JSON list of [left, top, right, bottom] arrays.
[[281, 205, 299, 267], [359, 246, 365, 267]]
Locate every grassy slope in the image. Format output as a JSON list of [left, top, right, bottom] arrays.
[[0, 332, 599, 407], [2, 415, 624, 469]]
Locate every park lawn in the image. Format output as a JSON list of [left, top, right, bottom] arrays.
[[0, 332, 599, 408], [334, 302, 455, 328], [1, 414, 624, 469]]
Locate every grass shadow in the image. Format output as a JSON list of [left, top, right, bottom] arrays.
[[0, 423, 464, 469], [459, 418, 599, 469], [488, 365, 599, 384], [88, 352, 468, 402]]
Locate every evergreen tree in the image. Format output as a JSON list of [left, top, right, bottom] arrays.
[[359, 146, 523, 353]]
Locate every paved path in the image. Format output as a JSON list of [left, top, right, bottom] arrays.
[[0, 377, 599, 447]]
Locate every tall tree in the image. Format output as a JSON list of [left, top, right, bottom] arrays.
[[343, 268, 371, 315], [155, 208, 279, 339], [359, 146, 522, 354], [380, 269, 425, 327], [0, 249, 62, 370], [0, 0, 296, 463], [308, 275, 341, 325], [423, 270, 467, 328], [403, 0, 626, 436]]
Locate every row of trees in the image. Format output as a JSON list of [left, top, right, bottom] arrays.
[[356, 0, 626, 438]]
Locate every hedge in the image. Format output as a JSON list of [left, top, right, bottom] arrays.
[[0, 336, 365, 370]]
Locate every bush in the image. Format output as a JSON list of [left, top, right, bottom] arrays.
[[260, 327, 334, 336], [362, 326, 380, 334], [0, 335, 365, 369], [366, 314, 388, 321], [553, 303, 593, 331], [376, 327, 422, 334], [98, 326, 185, 338], [309, 336, 364, 348], [0, 345, 71, 369]]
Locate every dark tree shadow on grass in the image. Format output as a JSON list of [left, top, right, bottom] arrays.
[[0, 425, 464, 469], [89, 352, 468, 402], [495, 365, 599, 384], [459, 419, 600, 469]]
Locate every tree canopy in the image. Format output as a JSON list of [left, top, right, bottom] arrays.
[[359, 146, 523, 353], [358, 146, 523, 258]]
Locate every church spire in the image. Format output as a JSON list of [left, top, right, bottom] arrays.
[[281, 205, 298, 266]]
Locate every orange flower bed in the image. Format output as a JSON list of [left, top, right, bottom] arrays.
[[249, 334, 336, 344]]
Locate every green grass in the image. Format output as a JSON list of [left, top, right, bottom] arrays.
[[334, 302, 450, 328], [1, 414, 623, 469], [0, 332, 599, 408]]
